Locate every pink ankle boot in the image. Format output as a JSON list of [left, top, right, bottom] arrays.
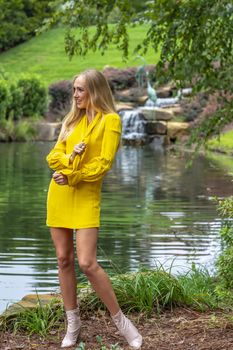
[[111, 309, 142, 349], [61, 308, 81, 348]]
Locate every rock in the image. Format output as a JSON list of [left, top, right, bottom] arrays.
[[139, 107, 174, 121], [149, 135, 170, 149], [115, 102, 134, 112], [34, 122, 62, 141], [22, 293, 62, 304], [167, 105, 184, 116], [167, 122, 190, 140], [0, 293, 62, 319], [122, 138, 148, 146], [114, 87, 148, 104], [146, 121, 167, 135], [103, 65, 156, 91], [156, 86, 173, 98]]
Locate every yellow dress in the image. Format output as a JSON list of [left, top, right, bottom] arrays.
[[46, 112, 122, 229]]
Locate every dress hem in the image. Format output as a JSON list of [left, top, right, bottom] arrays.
[[46, 223, 100, 229]]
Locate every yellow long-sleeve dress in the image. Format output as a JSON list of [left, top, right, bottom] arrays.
[[46, 112, 122, 229]]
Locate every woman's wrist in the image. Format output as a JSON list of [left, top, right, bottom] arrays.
[[69, 152, 76, 163]]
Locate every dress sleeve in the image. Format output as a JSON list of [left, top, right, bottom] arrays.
[[46, 140, 73, 171], [63, 114, 122, 186]]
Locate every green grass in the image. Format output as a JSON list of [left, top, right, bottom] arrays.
[[2, 265, 232, 338], [0, 25, 159, 86], [207, 129, 233, 155], [79, 265, 222, 316], [207, 151, 233, 176], [2, 298, 63, 337]]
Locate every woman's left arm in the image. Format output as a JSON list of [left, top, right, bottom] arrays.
[[62, 114, 122, 186]]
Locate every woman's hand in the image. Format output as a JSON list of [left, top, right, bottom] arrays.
[[74, 142, 86, 155], [70, 142, 86, 163], [53, 172, 68, 185]]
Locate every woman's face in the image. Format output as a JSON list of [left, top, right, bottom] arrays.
[[73, 76, 89, 109]]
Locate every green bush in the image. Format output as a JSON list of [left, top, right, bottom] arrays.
[[48, 80, 72, 120], [0, 79, 10, 122], [17, 74, 47, 117], [215, 196, 233, 289], [0, 118, 36, 142], [6, 82, 24, 120], [216, 247, 233, 289]]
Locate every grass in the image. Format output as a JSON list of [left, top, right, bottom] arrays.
[[2, 298, 63, 337], [2, 264, 231, 338], [206, 151, 233, 176], [0, 25, 159, 86], [207, 129, 233, 155], [178, 264, 218, 311], [79, 265, 222, 317]]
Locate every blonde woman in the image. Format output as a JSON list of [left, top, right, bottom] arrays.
[[46, 69, 142, 349]]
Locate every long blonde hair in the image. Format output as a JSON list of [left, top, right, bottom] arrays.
[[59, 69, 116, 141]]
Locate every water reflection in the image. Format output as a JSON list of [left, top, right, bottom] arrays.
[[0, 142, 232, 312]]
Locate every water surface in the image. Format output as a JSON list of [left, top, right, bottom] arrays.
[[0, 142, 232, 313]]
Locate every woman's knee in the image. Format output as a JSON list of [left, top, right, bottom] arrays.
[[78, 259, 99, 276], [57, 253, 74, 270]]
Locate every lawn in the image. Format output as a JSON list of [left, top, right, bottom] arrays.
[[208, 129, 233, 155], [0, 25, 159, 86]]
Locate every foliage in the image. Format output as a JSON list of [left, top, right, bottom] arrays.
[[3, 266, 233, 338], [0, 0, 53, 52], [79, 266, 223, 316], [178, 263, 218, 310], [0, 118, 36, 142], [215, 196, 233, 289], [8, 299, 63, 337], [47, 0, 233, 143], [0, 71, 47, 141], [48, 80, 72, 119], [7, 82, 24, 120], [0, 79, 10, 122], [96, 335, 123, 350], [0, 72, 47, 122], [17, 74, 47, 117]]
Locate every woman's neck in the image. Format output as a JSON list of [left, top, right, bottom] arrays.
[[86, 109, 98, 123]]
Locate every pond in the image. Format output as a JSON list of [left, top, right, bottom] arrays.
[[0, 142, 232, 313]]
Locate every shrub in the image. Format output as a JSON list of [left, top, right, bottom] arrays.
[[0, 79, 10, 122], [216, 247, 233, 290], [215, 196, 233, 289], [6, 82, 24, 120], [17, 74, 48, 117], [14, 120, 36, 141], [0, 118, 36, 142], [48, 80, 72, 120]]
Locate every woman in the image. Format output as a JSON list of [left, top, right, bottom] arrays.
[[46, 69, 142, 349]]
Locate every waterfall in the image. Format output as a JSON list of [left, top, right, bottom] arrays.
[[119, 110, 147, 142]]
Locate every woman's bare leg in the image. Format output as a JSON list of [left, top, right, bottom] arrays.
[[50, 227, 77, 311], [76, 228, 120, 316], [76, 228, 142, 349]]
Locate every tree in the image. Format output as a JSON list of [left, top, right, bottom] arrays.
[[0, 0, 52, 52], [48, 0, 233, 146]]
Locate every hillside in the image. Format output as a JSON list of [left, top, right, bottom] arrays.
[[0, 25, 158, 86]]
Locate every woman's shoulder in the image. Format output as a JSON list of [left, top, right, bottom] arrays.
[[103, 112, 121, 125], [103, 112, 122, 132], [103, 112, 120, 120]]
